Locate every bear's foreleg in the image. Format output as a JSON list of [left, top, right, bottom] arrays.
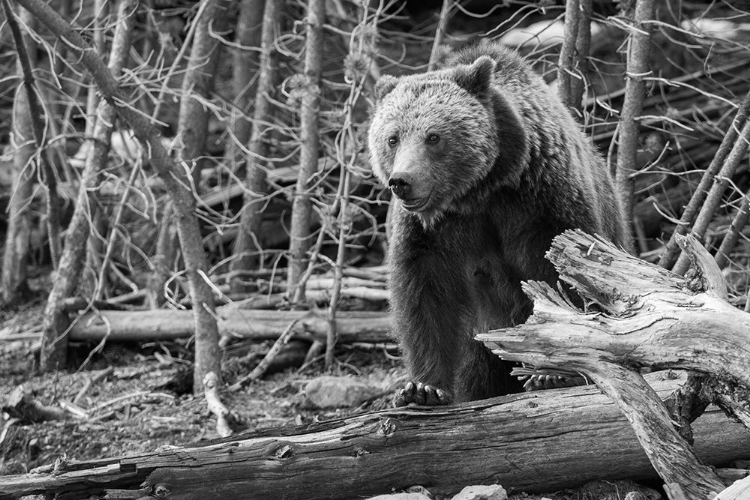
[[390, 248, 476, 407]]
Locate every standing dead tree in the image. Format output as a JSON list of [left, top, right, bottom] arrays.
[[615, 0, 656, 231], [287, 0, 326, 300], [1, 4, 37, 307], [38, 0, 136, 370], [226, 0, 265, 170], [229, 0, 283, 292], [478, 230, 750, 499], [557, 0, 593, 115]]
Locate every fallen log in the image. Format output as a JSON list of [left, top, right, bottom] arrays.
[[1, 372, 748, 500], [479, 230, 750, 499], [66, 308, 391, 344]]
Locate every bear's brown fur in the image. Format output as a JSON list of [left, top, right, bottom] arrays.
[[368, 43, 631, 406]]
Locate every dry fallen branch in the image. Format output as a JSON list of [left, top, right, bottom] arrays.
[[203, 371, 237, 437], [478, 230, 750, 498], [66, 308, 391, 344]]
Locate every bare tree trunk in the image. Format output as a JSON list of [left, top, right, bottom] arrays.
[[287, 0, 325, 300], [615, 0, 656, 233], [229, 0, 282, 292], [177, 0, 231, 185], [1, 4, 36, 308], [226, 0, 264, 171], [39, 0, 135, 371], [149, 0, 231, 308], [558, 0, 593, 116]]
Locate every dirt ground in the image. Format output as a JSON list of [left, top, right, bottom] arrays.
[[0, 302, 670, 500]]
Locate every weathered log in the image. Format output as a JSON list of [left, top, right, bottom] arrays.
[[478, 230, 750, 499], [67, 308, 391, 344], [1, 372, 748, 500]]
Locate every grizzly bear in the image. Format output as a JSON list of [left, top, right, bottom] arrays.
[[368, 43, 632, 406]]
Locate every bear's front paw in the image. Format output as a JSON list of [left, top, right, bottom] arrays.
[[394, 382, 452, 407]]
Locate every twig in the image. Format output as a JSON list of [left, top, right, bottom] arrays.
[[72, 366, 114, 406], [228, 319, 299, 391]]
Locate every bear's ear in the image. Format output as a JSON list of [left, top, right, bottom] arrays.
[[454, 55, 495, 97], [374, 75, 399, 102]]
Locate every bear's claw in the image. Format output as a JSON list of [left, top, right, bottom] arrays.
[[394, 381, 452, 407]]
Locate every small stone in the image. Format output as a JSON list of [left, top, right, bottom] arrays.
[[304, 376, 382, 409], [452, 484, 507, 500]]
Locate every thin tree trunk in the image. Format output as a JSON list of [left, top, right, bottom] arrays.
[[39, 0, 135, 371], [177, 0, 231, 185], [287, 0, 325, 300], [558, 0, 593, 116], [149, 0, 231, 308], [3, 0, 61, 271], [174, 0, 232, 390], [714, 193, 750, 270], [615, 0, 656, 238], [229, 0, 282, 292], [1, 4, 36, 307], [671, 119, 750, 275], [658, 90, 750, 270], [17, 0, 222, 393], [226, 0, 265, 171], [427, 0, 451, 71]]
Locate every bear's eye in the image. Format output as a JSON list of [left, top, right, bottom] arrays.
[[387, 136, 399, 147], [426, 133, 440, 145]]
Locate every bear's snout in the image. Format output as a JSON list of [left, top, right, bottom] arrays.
[[388, 172, 414, 200]]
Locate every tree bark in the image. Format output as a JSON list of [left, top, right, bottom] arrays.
[[229, 0, 282, 291], [558, 0, 592, 115], [0, 372, 747, 500], [287, 0, 325, 298], [226, 0, 264, 170], [478, 230, 750, 499], [66, 308, 391, 344], [39, 0, 134, 371], [172, 0, 231, 390], [17, 0, 221, 393], [1, 4, 35, 308], [615, 0, 655, 229]]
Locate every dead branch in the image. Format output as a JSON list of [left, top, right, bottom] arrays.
[[203, 371, 237, 437], [478, 230, 750, 498], [227, 319, 299, 391]]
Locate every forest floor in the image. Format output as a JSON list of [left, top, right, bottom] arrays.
[[1, 300, 665, 500]]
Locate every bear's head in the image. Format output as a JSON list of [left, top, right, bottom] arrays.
[[368, 56, 521, 226]]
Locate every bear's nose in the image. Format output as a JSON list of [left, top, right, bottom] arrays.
[[388, 173, 412, 199]]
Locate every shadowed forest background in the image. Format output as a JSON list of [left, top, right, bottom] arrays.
[[2, 0, 750, 497]]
